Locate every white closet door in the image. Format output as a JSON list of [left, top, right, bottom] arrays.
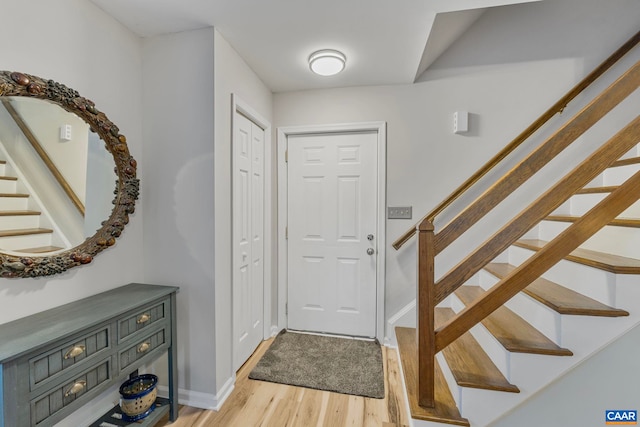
[[233, 113, 264, 370]]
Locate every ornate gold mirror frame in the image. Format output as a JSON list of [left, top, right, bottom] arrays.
[[0, 71, 139, 278]]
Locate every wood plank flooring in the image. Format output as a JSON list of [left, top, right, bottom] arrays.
[[156, 337, 410, 427]]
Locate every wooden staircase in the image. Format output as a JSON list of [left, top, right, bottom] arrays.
[[0, 159, 63, 253], [393, 30, 640, 426]]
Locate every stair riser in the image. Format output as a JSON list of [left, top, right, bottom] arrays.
[[602, 163, 640, 186], [0, 233, 52, 251], [436, 352, 463, 409], [565, 193, 640, 217], [509, 245, 616, 306], [0, 180, 17, 193], [584, 161, 640, 188], [0, 215, 41, 230], [619, 143, 640, 159], [438, 345, 524, 427], [0, 198, 29, 211], [537, 220, 640, 259], [550, 199, 571, 216], [582, 226, 640, 260]]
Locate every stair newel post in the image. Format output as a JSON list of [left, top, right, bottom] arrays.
[[417, 219, 436, 408]]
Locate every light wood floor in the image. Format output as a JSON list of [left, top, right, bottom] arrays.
[[157, 337, 410, 427]]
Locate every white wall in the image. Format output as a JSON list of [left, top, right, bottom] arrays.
[[273, 0, 640, 340], [0, 0, 143, 337], [213, 28, 274, 399], [274, 59, 575, 335], [139, 26, 273, 410], [0, 0, 144, 425], [489, 322, 640, 427], [140, 27, 216, 408]]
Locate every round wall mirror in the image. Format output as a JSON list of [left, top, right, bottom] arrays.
[[0, 71, 139, 278]]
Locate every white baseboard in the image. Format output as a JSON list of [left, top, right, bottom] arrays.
[[385, 299, 416, 347], [157, 375, 235, 411]]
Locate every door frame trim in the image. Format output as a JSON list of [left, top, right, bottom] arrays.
[[277, 121, 386, 342], [231, 94, 272, 371]]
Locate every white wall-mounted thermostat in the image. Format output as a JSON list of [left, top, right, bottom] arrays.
[[453, 111, 468, 134]]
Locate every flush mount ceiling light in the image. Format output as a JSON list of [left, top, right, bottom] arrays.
[[308, 49, 346, 76]]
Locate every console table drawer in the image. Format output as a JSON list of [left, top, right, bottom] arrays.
[[119, 326, 168, 370], [118, 298, 168, 341], [0, 283, 178, 427], [31, 358, 111, 426], [29, 326, 110, 392]]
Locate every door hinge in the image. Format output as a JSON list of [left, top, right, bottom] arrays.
[[285, 149, 288, 163], [285, 226, 288, 240], [285, 303, 288, 315]]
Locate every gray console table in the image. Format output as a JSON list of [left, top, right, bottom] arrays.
[[0, 283, 179, 426]]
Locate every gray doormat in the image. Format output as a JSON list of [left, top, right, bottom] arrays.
[[249, 330, 385, 398]]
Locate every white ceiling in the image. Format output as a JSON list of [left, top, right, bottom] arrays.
[[89, 0, 542, 93]]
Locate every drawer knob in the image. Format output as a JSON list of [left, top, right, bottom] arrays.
[[64, 380, 86, 397], [137, 341, 151, 353], [137, 313, 151, 324], [64, 345, 86, 360]]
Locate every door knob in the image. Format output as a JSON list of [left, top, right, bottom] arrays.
[[367, 248, 375, 255], [367, 234, 374, 241]]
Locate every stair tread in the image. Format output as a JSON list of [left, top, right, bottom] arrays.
[[0, 193, 29, 198], [435, 308, 519, 393], [485, 263, 629, 317], [576, 186, 617, 194], [546, 215, 640, 228], [13, 245, 64, 253], [515, 239, 640, 274], [611, 156, 640, 167], [0, 228, 53, 238], [0, 210, 41, 217], [454, 286, 573, 356], [395, 327, 470, 426]]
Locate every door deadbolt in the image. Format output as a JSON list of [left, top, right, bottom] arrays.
[[367, 234, 374, 241], [367, 248, 375, 255]]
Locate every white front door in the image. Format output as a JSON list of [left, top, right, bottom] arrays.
[[233, 112, 264, 370], [287, 131, 378, 337]]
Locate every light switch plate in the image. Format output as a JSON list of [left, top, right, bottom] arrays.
[[388, 206, 412, 219]]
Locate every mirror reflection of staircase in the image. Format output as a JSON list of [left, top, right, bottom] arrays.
[[0, 158, 63, 254]]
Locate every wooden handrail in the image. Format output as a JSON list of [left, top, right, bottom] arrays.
[[393, 29, 640, 250], [432, 60, 640, 255], [416, 219, 435, 408], [434, 114, 640, 304], [1, 99, 85, 216], [434, 167, 640, 351]]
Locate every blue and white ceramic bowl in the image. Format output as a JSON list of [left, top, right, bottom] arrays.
[[119, 374, 158, 421]]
